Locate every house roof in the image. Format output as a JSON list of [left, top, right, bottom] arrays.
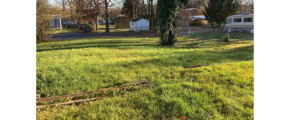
[[115, 16, 127, 22], [129, 17, 143, 22], [194, 15, 206, 19], [115, 17, 123, 22], [184, 8, 199, 10], [190, 15, 206, 20]]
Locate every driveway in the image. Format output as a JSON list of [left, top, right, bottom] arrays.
[[49, 32, 154, 40]]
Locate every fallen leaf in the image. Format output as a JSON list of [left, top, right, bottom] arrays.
[[182, 116, 187, 119]]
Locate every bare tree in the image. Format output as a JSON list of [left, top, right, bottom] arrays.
[[37, 0, 52, 43], [249, 0, 254, 9], [238, 0, 254, 13], [54, 0, 68, 12], [76, 0, 101, 29]]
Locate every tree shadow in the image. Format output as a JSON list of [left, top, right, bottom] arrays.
[[111, 45, 254, 70], [37, 43, 158, 52]]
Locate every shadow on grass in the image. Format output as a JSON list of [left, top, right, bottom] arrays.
[[180, 31, 253, 41], [37, 43, 158, 52], [112, 45, 254, 70]]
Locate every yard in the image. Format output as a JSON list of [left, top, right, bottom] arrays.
[[91, 25, 132, 35], [36, 33, 253, 119]]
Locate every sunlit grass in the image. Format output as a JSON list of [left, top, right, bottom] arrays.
[[37, 33, 254, 119], [48, 27, 80, 34]]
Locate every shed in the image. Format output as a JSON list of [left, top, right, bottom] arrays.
[[115, 16, 130, 29], [49, 14, 62, 30], [129, 18, 150, 32]]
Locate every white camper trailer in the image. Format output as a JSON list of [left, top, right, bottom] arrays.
[[224, 13, 254, 33]]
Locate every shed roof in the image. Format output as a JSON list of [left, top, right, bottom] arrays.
[[129, 17, 143, 22], [115, 17, 124, 22]]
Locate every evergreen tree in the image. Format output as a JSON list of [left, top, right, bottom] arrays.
[[157, 0, 188, 46], [121, 0, 134, 18], [202, 0, 240, 26]]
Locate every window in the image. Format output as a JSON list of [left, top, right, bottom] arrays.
[[244, 17, 253, 22], [132, 22, 134, 25], [233, 18, 242, 22], [226, 19, 232, 24], [191, 11, 193, 14]]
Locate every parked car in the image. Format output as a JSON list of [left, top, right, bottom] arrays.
[[83, 26, 92, 33]]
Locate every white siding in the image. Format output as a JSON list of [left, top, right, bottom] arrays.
[[130, 18, 150, 32], [136, 19, 149, 31], [50, 18, 62, 30], [130, 21, 137, 31]]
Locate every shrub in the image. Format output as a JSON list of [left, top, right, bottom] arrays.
[[190, 22, 201, 26]]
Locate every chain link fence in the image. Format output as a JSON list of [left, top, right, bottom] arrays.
[[49, 25, 253, 40], [176, 26, 254, 43]]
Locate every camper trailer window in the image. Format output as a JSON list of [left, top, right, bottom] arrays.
[[244, 18, 253, 22], [226, 19, 232, 24], [234, 18, 242, 22]]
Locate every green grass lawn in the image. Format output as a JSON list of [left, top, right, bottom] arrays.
[[36, 33, 254, 119], [180, 31, 254, 41], [48, 27, 80, 34], [98, 24, 115, 29], [89, 25, 131, 35]]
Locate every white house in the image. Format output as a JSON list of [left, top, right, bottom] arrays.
[[129, 18, 150, 32]]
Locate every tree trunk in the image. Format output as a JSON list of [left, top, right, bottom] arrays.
[[96, 0, 99, 31], [133, 2, 135, 18], [145, 8, 147, 20], [136, 2, 138, 18], [96, 17, 99, 30], [62, 0, 65, 12], [148, 0, 151, 22], [151, 0, 154, 28], [105, 0, 110, 34], [220, 17, 222, 27], [156, 2, 158, 27]]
